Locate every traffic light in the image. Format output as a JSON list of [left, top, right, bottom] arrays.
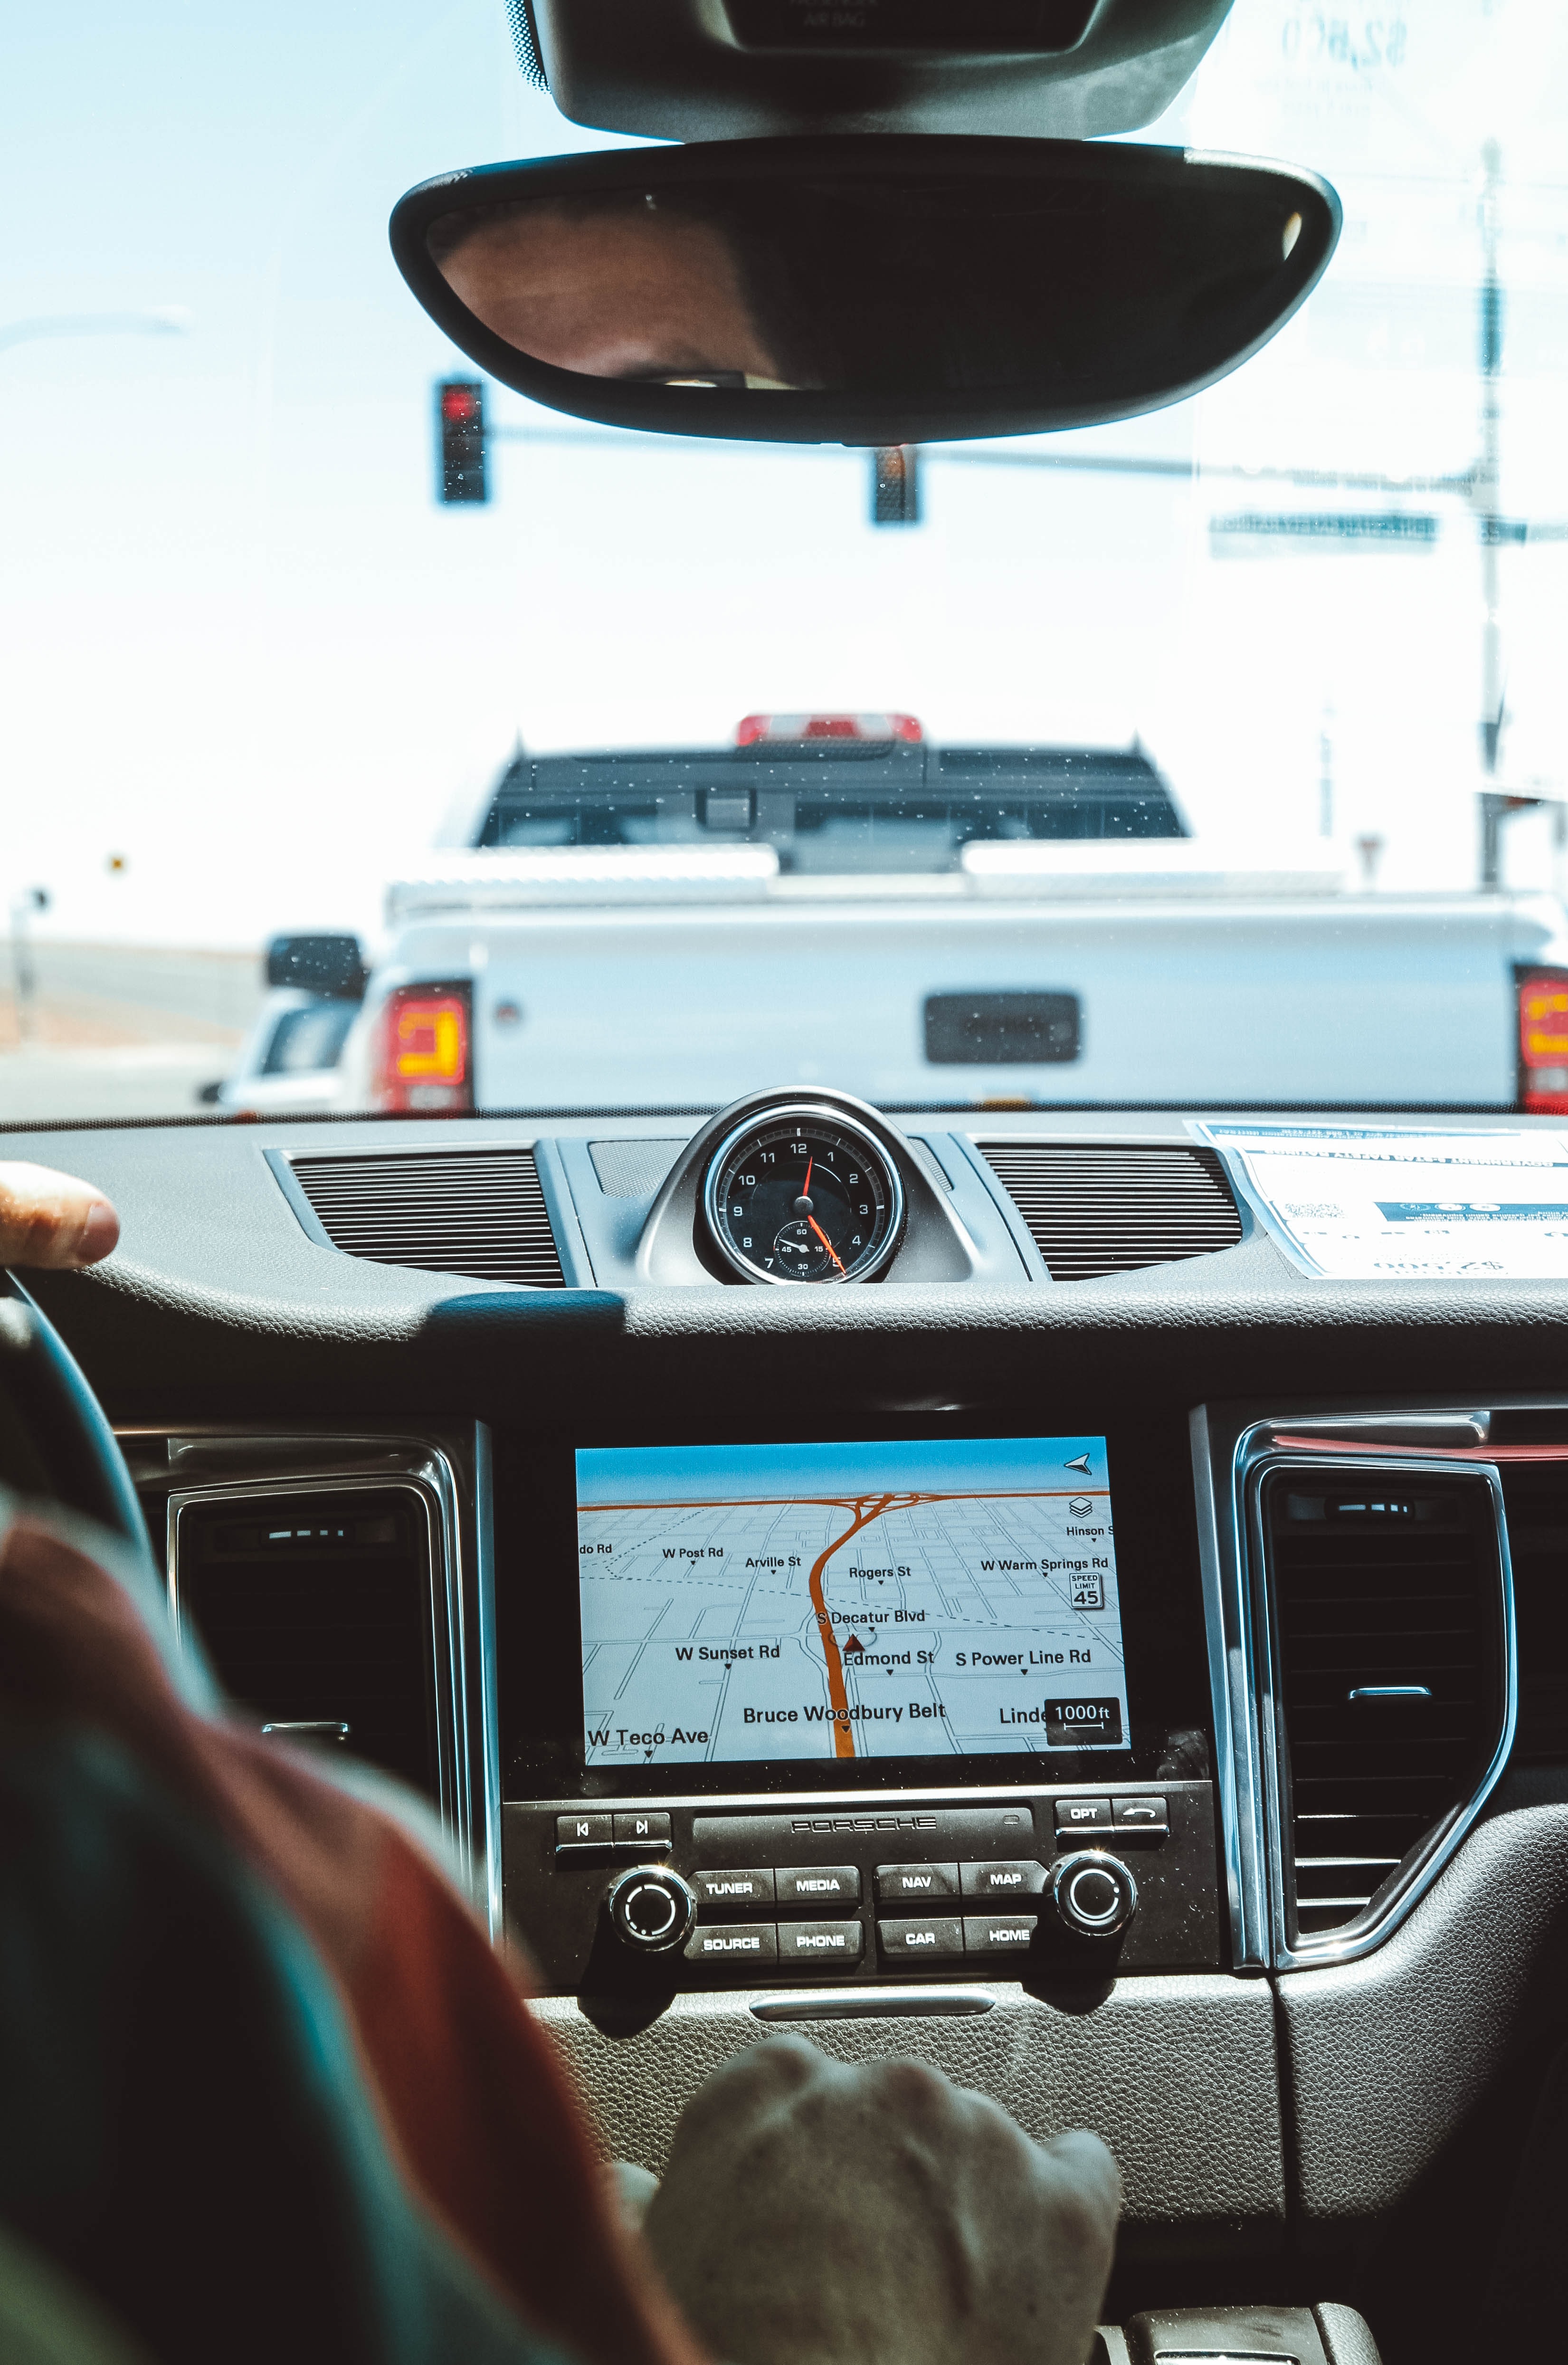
[[436, 379, 487, 504], [870, 445, 920, 526]]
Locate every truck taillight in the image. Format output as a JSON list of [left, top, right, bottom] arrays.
[[373, 983, 473, 1114], [1516, 966, 1568, 1112]]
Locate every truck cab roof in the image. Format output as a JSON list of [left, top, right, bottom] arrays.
[[475, 739, 1188, 874]]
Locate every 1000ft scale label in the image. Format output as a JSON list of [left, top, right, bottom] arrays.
[[705, 1114, 901, 1284]]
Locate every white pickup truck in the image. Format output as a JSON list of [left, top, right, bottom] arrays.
[[328, 720, 1568, 1116]]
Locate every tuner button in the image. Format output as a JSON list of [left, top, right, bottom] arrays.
[[1052, 1850, 1138, 1939], [608, 1866, 697, 1954]]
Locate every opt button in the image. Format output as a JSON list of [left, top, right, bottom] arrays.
[[1054, 1798, 1112, 1837]]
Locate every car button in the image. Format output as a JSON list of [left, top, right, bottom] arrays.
[[1053, 1797, 1113, 1837], [692, 1868, 776, 1910], [960, 1860, 1047, 1900], [684, 1922, 778, 1967], [777, 1920, 865, 1966], [1112, 1796, 1169, 1834], [555, 1812, 612, 1849], [877, 1916, 965, 1963], [874, 1862, 960, 1904], [776, 1865, 861, 1907], [962, 1915, 1038, 1955], [613, 1811, 672, 1845]]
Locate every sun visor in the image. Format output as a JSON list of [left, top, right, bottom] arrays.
[[509, 0, 1235, 143]]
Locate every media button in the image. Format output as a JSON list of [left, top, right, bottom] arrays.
[[613, 1811, 672, 1845], [776, 1865, 861, 1907], [555, 1812, 612, 1849], [778, 1919, 865, 1967], [877, 1916, 965, 1964], [1112, 1796, 1169, 1835], [693, 1868, 776, 1910], [960, 1860, 1047, 1900], [684, 1921, 778, 1967], [875, 1862, 960, 1904], [963, 1915, 1038, 1955], [1053, 1797, 1113, 1838]]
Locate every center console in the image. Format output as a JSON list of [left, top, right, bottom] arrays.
[[497, 1421, 1223, 1992]]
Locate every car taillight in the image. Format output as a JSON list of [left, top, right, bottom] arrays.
[[373, 983, 473, 1114], [1516, 966, 1568, 1112], [734, 712, 923, 745]]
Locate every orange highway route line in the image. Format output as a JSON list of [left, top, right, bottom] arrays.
[[808, 1491, 914, 1760]]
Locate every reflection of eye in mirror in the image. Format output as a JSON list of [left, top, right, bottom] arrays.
[[394, 138, 1340, 445]]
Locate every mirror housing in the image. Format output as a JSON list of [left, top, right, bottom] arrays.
[[390, 136, 1338, 448], [264, 933, 367, 1001], [513, 0, 1236, 143]]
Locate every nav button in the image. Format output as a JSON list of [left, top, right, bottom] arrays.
[[875, 1863, 960, 1904]]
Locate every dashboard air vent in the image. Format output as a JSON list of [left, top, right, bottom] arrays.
[[1262, 1470, 1507, 1944], [289, 1149, 564, 1287], [173, 1488, 439, 1802], [977, 1143, 1242, 1279]]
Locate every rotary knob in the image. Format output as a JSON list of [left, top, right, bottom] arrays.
[[1052, 1850, 1138, 1939], [608, 1865, 697, 1954]]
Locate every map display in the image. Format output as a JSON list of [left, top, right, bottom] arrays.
[[576, 1437, 1129, 1769]]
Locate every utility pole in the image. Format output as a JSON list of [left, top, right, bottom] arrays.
[[1472, 141, 1531, 891]]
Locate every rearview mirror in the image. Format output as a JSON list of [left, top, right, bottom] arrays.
[[390, 135, 1338, 446]]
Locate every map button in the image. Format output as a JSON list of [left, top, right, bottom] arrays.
[[693, 1867, 776, 1910], [1053, 1797, 1113, 1838], [878, 1916, 965, 1963], [684, 1921, 778, 1968], [777, 1919, 865, 1966], [776, 1865, 861, 1907], [875, 1862, 960, 1904], [963, 1915, 1039, 1955], [960, 1860, 1047, 1900]]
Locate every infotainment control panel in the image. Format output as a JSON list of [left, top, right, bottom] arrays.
[[494, 1424, 1223, 1994], [503, 1782, 1218, 1992]]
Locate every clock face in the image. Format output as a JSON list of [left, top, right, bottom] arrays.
[[703, 1108, 903, 1285]]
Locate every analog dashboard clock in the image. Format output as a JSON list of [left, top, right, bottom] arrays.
[[701, 1104, 905, 1284]]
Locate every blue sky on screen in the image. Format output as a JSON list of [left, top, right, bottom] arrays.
[[6, 0, 1568, 950], [576, 1436, 1109, 1505]]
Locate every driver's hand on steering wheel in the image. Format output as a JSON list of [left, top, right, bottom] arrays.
[[0, 1163, 120, 1268]]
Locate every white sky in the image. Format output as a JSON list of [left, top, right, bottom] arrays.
[[5, 0, 1568, 951]]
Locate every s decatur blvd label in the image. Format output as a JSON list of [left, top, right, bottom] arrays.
[[997, 1697, 1124, 1745]]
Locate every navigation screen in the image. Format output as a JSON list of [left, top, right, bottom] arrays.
[[576, 1437, 1129, 1769]]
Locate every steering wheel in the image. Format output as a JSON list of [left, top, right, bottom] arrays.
[[0, 1273, 148, 1551]]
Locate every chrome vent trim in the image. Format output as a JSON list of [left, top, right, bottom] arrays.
[[978, 1142, 1242, 1280], [1247, 1442, 1516, 1970], [123, 1424, 502, 1941], [284, 1148, 565, 1287]]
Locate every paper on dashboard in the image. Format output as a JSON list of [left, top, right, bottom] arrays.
[[1190, 1121, 1568, 1280]]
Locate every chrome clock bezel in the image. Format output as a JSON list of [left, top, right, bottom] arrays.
[[700, 1102, 905, 1286]]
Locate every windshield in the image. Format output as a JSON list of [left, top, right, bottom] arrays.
[[8, 3, 1568, 1123]]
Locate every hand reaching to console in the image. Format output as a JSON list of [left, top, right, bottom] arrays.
[[643, 2035, 1120, 2365]]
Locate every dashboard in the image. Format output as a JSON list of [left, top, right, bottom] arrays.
[[9, 1091, 1568, 2351]]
